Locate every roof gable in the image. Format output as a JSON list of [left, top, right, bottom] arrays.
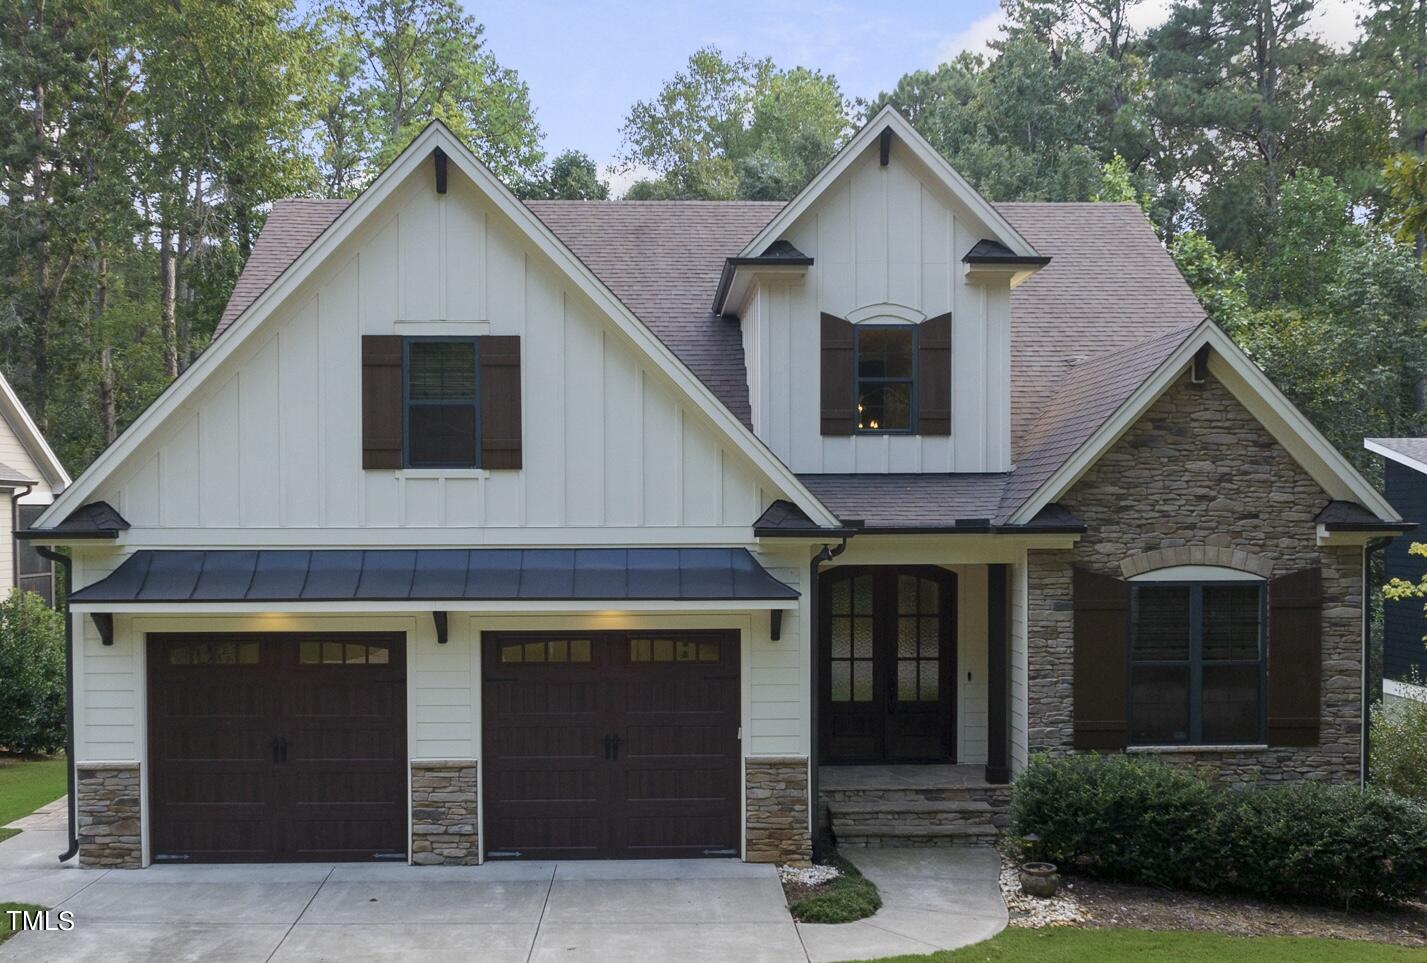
[[738, 106, 1040, 263], [38, 123, 840, 532], [0, 370, 69, 494]]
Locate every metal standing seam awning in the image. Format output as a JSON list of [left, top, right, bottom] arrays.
[[69, 547, 799, 617]]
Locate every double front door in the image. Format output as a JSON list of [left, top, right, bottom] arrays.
[[820, 567, 956, 763]]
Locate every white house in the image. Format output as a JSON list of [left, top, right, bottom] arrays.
[[0, 370, 70, 603], [27, 109, 1403, 869]]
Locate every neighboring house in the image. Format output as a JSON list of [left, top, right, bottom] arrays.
[[24, 108, 1406, 871], [1365, 438, 1427, 705], [0, 371, 70, 604]]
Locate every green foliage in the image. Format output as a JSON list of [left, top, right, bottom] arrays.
[[0, 592, 66, 756], [521, 150, 609, 200], [1010, 754, 1427, 906], [785, 853, 882, 924], [916, 927, 1427, 962], [1384, 151, 1427, 253], [1371, 676, 1427, 801], [619, 47, 850, 200]]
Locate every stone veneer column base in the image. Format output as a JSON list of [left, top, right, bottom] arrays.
[[411, 760, 479, 865], [745, 756, 812, 866], [76, 763, 142, 869]]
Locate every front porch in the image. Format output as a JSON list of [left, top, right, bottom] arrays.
[[817, 765, 1012, 848]]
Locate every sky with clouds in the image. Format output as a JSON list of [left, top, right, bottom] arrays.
[[470, 0, 1366, 190]]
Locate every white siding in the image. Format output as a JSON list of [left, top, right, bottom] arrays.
[[88, 174, 773, 538], [953, 565, 989, 765], [744, 145, 1014, 474], [72, 549, 142, 763], [1009, 557, 1029, 775]]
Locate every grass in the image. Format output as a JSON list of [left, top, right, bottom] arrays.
[[0, 903, 45, 946], [0, 755, 66, 829], [787, 853, 883, 924], [865, 928, 1427, 962]]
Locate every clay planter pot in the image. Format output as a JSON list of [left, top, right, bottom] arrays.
[[1019, 861, 1060, 898]]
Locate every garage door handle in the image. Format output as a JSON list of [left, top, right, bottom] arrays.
[[278, 737, 289, 763], [270, 737, 282, 764], [609, 734, 622, 761]]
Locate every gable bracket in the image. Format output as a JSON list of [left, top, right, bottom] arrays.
[[879, 127, 892, 166], [91, 612, 114, 646], [433, 147, 448, 194]]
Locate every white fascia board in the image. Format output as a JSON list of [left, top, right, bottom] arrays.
[[38, 122, 839, 531], [70, 599, 798, 615], [1011, 322, 1399, 525], [0, 370, 69, 491], [739, 106, 1039, 261], [1366, 438, 1427, 477]]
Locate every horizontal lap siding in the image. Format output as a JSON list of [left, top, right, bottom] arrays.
[[74, 550, 142, 762]]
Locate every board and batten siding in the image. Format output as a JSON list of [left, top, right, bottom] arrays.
[[739, 145, 1013, 474], [88, 173, 773, 536]]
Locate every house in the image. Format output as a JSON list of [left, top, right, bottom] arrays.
[[0, 370, 70, 604], [23, 108, 1405, 871], [1365, 438, 1427, 705]]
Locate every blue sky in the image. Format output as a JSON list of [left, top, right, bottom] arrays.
[[472, 1, 1006, 173], [468, 0, 1361, 188]]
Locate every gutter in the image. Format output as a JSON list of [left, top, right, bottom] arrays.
[[1362, 536, 1395, 788], [36, 546, 78, 863], [808, 536, 847, 860]]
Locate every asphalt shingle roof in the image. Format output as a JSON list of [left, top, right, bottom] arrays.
[[215, 194, 1210, 526]]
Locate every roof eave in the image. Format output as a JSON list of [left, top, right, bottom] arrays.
[[713, 257, 815, 318]]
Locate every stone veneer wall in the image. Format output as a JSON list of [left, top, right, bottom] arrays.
[[745, 756, 812, 865], [411, 760, 479, 865], [77, 763, 142, 868], [1026, 372, 1363, 786]]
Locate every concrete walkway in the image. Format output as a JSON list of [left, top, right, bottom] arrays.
[[799, 847, 1008, 962], [0, 825, 1005, 962]]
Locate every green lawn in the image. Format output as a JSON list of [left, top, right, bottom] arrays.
[[867, 928, 1427, 962], [1, 903, 46, 946], [0, 756, 66, 828]]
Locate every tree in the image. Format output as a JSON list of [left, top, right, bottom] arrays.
[[310, 0, 543, 192], [620, 47, 850, 200], [1385, 151, 1427, 255], [0, 590, 67, 755], [521, 150, 608, 200]]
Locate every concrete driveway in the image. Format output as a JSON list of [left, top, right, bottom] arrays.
[[1, 822, 1005, 962], [0, 828, 804, 962]]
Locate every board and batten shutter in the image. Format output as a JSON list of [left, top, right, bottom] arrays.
[[361, 335, 403, 469], [917, 312, 951, 435], [820, 313, 856, 436], [1072, 567, 1130, 750], [479, 335, 522, 469], [1267, 566, 1321, 747]]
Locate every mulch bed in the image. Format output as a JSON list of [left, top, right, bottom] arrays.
[[1066, 876, 1427, 948]]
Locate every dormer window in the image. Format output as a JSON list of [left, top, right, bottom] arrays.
[[856, 326, 916, 432]]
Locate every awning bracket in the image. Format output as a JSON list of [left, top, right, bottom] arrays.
[[433, 611, 449, 645], [91, 612, 114, 646]]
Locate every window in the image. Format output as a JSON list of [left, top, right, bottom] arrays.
[[1129, 580, 1265, 745], [16, 505, 53, 605], [629, 637, 720, 663], [828, 573, 874, 702], [500, 638, 592, 663], [856, 326, 915, 432], [404, 338, 479, 467], [299, 640, 391, 665], [169, 640, 260, 666]]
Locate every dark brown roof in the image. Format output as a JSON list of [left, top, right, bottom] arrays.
[[525, 200, 783, 427], [1316, 500, 1414, 533], [17, 500, 129, 540], [800, 473, 1009, 529], [1368, 438, 1427, 469], [215, 194, 1208, 525], [217, 199, 350, 336]]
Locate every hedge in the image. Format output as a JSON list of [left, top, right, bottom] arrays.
[[1010, 754, 1427, 907], [0, 590, 67, 755]]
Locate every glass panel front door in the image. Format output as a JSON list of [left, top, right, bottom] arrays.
[[821, 567, 956, 763]]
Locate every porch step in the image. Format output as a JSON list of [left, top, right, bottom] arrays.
[[834, 823, 1000, 848], [828, 799, 994, 816]]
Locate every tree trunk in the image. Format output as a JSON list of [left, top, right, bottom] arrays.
[[92, 253, 116, 445], [160, 222, 178, 378]]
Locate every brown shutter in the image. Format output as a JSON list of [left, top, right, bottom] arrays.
[[1072, 567, 1130, 750], [362, 335, 403, 469], [820, 312, 856, 436], [479, 335, 522, 469], [1267, 566, 1321, 747], [917, 312, 951, 435]]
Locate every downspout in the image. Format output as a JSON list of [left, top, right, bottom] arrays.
[[36, 545, 78, 863], [10, 484, 30, 592], [1362, 536, 1393, 788], [808, 536, 847, 859]]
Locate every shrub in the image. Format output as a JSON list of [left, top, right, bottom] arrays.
[[0, 590, 66, 755], [1371, 677, 1427, 802], [1010, 754, 1427, 907], [786, 853, 882, 923]]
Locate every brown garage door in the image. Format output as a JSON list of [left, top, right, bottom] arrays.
[[483, 631, 741, 860], [147, 633, 407, 863]]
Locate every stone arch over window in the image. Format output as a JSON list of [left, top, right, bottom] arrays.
[[1119, 545, 1274, 580]]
